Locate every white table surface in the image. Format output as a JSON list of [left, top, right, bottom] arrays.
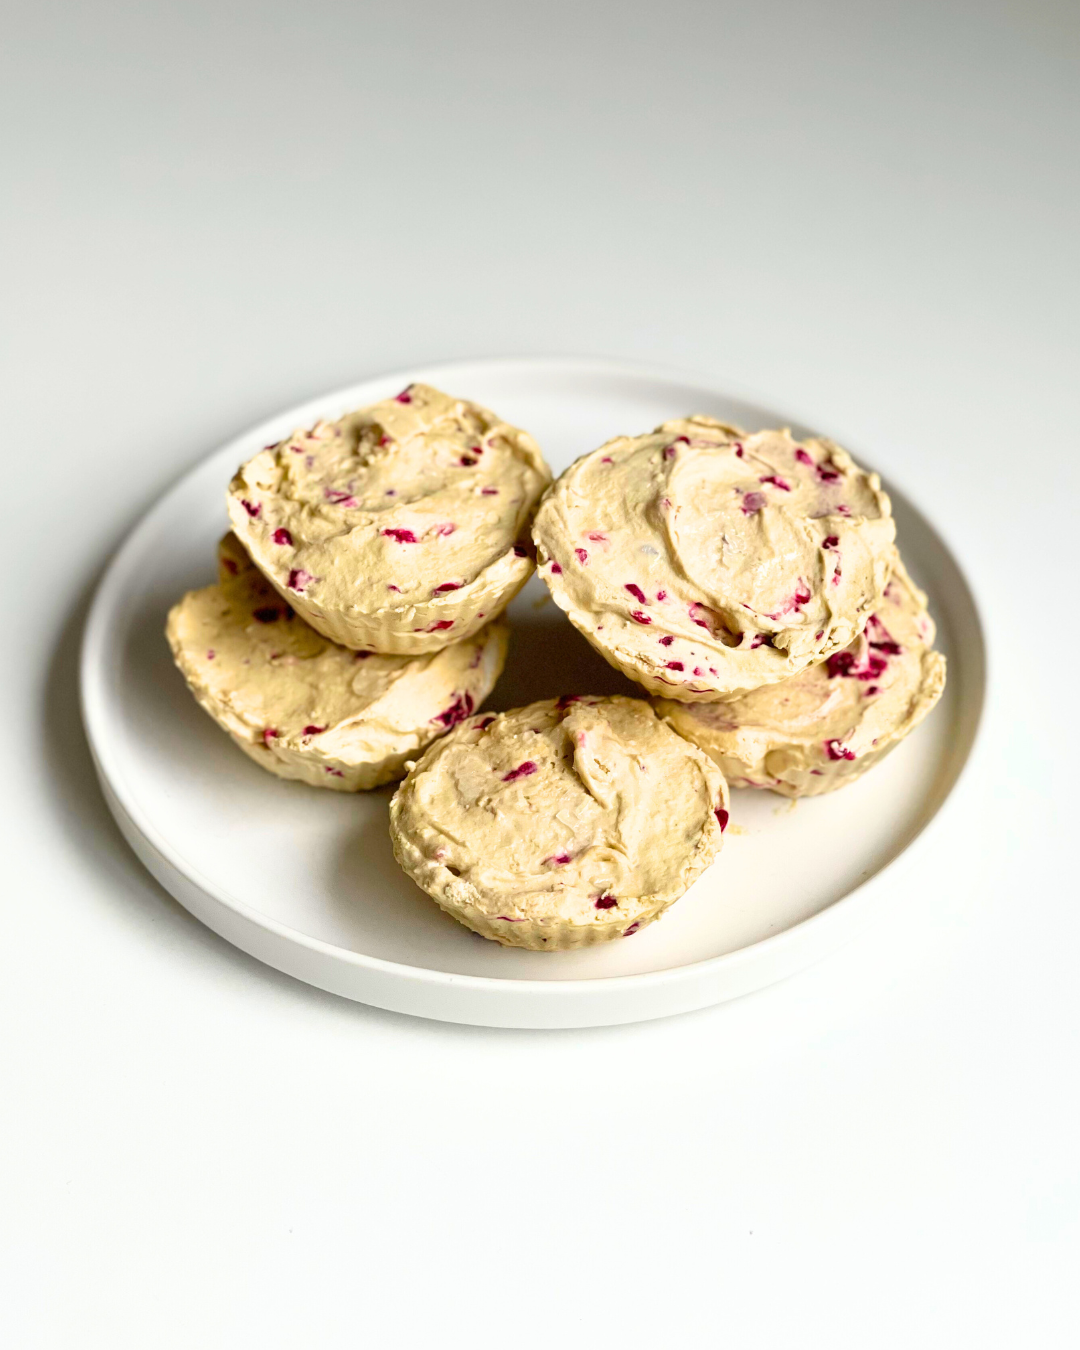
[[2, 2, 1077, 1345]]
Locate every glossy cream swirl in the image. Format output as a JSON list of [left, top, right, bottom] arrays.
[[389, 696, 728, 949], [532, 418, 895, 699], [227, 383, 550, 655]]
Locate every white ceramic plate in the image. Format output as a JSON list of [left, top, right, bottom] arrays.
[[81, 358, 985, 1028]]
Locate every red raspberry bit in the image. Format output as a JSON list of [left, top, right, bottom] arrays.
[[382, 528, 418, 543], [481, 486, 499, 495], [817, 464, 841, 483], [835, 504, 851, 515], [253, 606, 280, 623], [793, 584, 811, 609], [715, 808, 729, 831], [693, 666, 705, 676], [385, 489, 396, 496], [496, 916, 524, 922], [623, 922, 641, 937], [824, 739, 856, 762], [587, 531, 608, 542], [815, 630, 824, 640], [433, 581, 461, 593], [287, 568, 313, 592], [795, 448, 813, 466], [865, 685, 880, 696], [272, 528, 293, 546], [221, 558, 238, 575], [325, 767, 344, 777], [546, 852, 572, 866], [436, 523, 456, 537], [262, 727, 278, 746], [394, 387, 413, 403], [749, 633, 774, 648], [759, 475, 791, 491], [575, 548, 588, 564], [324, 488, 359, 506], [240, 499, 260, 519], [377, 435, 393, 447], [657, 590, 667, 601], [303, 724, 325, 736], [206, 649, 215, 660], [659, 635, 674, 647], [550, 562, 563, 574], [734, 443, 744, 457], [556, 694, 582, 710], [513, 545, 528, 557], [822, 535, 839, 549], [421, 620, 455, 632], [502, 761, 537, 783], [867, 618, 901, 652], [827, 651, 856, 678], [601, 456, 614, 464], [666, 660, 684, 671], [477, 715, 496, 730], [625, 583, 647, 603], [594, 895, 619, 910], [433, 692, 475, 728], [741, 491, 766, 514], [459, 456, 478, 467], [630, 610, 651, 624], [387, 583, 400, 592]]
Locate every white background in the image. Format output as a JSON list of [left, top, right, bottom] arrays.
[[2, 2, 1077, 1346]]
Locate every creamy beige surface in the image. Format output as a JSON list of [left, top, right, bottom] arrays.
[[227, 383, 550, 655], [533, 419, 895, 700], [389, 695, 729, 949], [166, 533, 509, 791], [655, 556, 946, 796]]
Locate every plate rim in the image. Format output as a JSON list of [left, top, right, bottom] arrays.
[[79, 354, 989, 1015]]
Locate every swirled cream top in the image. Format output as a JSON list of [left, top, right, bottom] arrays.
[[165, 533, 509, 791], [532, 419, 895, 700], [227, 383, 550, 655], [655, 555, 946, 796], [389, 696, 728, 950]]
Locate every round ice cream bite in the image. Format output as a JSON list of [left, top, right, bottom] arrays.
[[389, 695, 729, 949], [226, 382, 550, 655], [532, 418, 896, 700], [165, 533, 509, 791], [654, 555, 946, 796]]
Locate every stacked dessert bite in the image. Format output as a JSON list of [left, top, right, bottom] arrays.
[[532, 416, 945, 798], [167, 383, 547, 791], [168, 389, 945, 951]]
